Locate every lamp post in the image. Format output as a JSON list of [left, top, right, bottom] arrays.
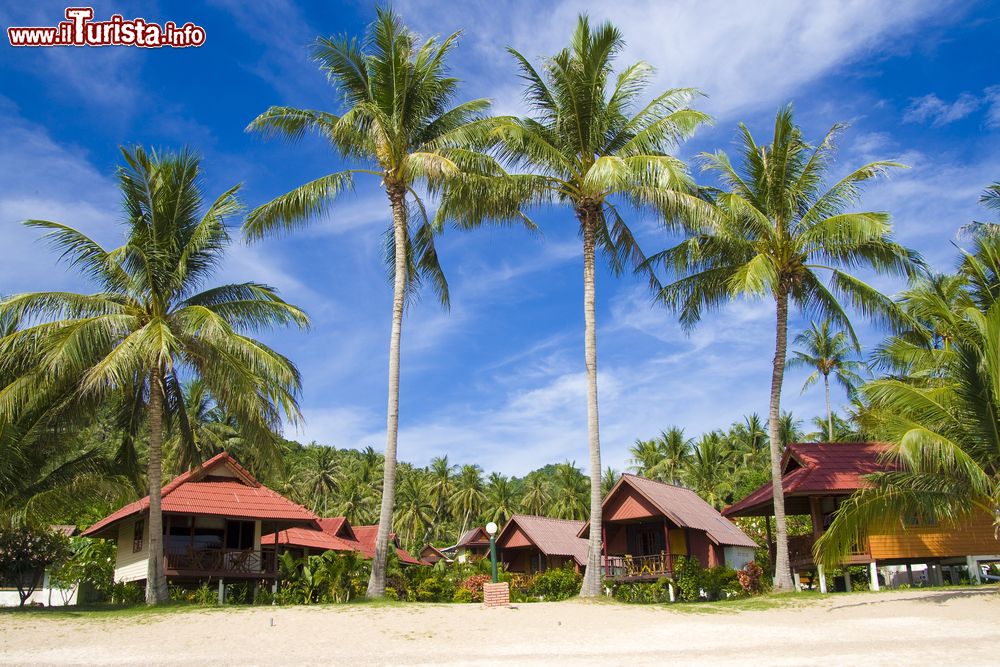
[[486, 521, 498, 583]]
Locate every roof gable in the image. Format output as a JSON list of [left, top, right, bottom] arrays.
[[497, 515, 589, 565]]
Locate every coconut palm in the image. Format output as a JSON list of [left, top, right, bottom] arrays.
[[628, 437, 665, 475], [165, 379, 246, 475], [486, 16, 710, 596], [0, 146, 307, 604], [484, 473, 517, 525], [451, 464, 485, 538], [960, 181, 1000, 238], [394, 472, 433, 551], [298, 446, 341, 515], [520, 474, 550, 515], [550, 462, 589, 520], [648, 106, 918, 590], [424, 456, 455, 542], [333, 478, 377, 525], [817, 235, 1000, 565], [601, 466, 621, 496], [682, 432, 736, 510], [646, 427, 692, 485], [243, 9, 519, 598], [788, 319, 866, 441]]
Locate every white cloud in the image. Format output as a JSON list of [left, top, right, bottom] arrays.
[[903, 92, 982, 127]]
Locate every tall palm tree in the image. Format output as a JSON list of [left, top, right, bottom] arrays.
[[682, 432, 736, 510], [520, 474, 550, 515], [488, 16, 710, 596], [394, 472, 433, 551], [166, 379, 245, 475], [788, 319, 865, 441], [601, 466, 621, 496], [451, 464, 485, 538], [649, 107, 918, 590], [628, 437, 665, 475], [242, 9, 518, 598], [817, 234, 1000, 565], [298, 446, 341, 515], [960, 181, 1000, 238], [484, 472, 517, 525], [0, 146, 307, 604], [550, 462, 589, 520], [424, 456, 455, 543], [646, 427, 692, 485]]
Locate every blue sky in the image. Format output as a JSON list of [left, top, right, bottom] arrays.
[[2, 1, 999, 475]]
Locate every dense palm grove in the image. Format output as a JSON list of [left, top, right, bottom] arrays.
[[2, 7, 999, 606]]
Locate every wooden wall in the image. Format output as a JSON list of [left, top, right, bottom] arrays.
[[869, 510, 999, 560]]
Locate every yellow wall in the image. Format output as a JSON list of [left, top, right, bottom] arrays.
[[869, 510, 998, 560], [668, 528, 686, 556]]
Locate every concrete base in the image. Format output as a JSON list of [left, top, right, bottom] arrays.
[[483, 582, 510, 608], [869, 562, 880, 591], [817, 565, 828, 594]]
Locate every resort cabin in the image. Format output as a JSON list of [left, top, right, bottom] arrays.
[[723, 442, 1000, 591], [446, 527, 492, 562], [262, 518, 426, 566], [583, 474, 757, 581], [495, 515, 588, 574], [82, 453, 317, 590], [419, 545, 453, 565]]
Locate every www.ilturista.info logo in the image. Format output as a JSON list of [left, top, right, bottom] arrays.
[[7, 7, 206, 48]]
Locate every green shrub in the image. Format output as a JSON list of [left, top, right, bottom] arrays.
[[193, 583, 217, 605], [254, 587, 274, 605], [611, 577, 672, 604], [674, 555, 703, 601], [225, 582, 250, 604], [701, 566, 740, 601], [452, 587, 473, 603], [529, 565, 580, 601], [110, 581, 143, 606]]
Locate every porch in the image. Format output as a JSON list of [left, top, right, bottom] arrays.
[[603, 552, 681, 581], [164, 548, 277, 578]]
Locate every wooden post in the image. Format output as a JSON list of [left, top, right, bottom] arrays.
[[764, 517, 775, 576], [602, 525, 607, 578], [792, 571, 802, 592], [906, 563, 913, 585], [662, 519, 672, 576], [844, 568, 852, 592], [869, 561, 880, 591]]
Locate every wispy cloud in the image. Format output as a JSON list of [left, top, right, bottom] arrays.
[[903, 92, 983, 127]]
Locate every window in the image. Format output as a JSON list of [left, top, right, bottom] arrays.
[[133, 519, 144, 553], [225, 520, 255, 550]]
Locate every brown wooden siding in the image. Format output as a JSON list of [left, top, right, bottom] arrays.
[[604, 485, 660, 521], [869, 510, 999, 560]]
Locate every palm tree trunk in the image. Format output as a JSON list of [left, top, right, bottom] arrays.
[[768, 289, 795, 592], [145, 365, 169, 605], [366, 188, 407, 599], [579, 213, 604, 598], [824, 373, 833, 441]]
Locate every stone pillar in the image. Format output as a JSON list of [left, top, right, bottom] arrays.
[[817, 564, 828, 594], [483, 582, 510, 608], [906, 564, 913, 585], [844, 569, 852, 592], [869, 562, 880, 591], [967, 555, 982, 584], [792, 572, 802, 592], [668, 583, 676, 602], [217, 578, 225, 604]]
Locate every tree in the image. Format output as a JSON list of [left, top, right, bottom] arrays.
[[490, 15, 709, 596], [520, 474, 550, 515], [628, 437, 664, 475], [550, 462, 589, 520], [394, 472, 433, 551], [682, 432, 735, 510], [960, 181, 1000, 237], [788, 319, 865, 440], [649, 107, 917, 590], [818, 234, 1000, 566], [298, 446, 341, 515], [166, 379, 245, 475], [424, 456, 455, 543], [646, 427, 692, 485], [0, 147, 307, 604], [451, 464, 485, 538], [0, 523, 71, 607], [243, 8, 517, 599], [484, 473, 517, 525], [601, 466, 621, 496]]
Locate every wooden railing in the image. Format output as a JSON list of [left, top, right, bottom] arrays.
[[164, 548, 276, 576], [604, 552, 679, 580]]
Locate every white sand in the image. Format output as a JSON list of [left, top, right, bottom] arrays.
[[1, 588, 997, 666]]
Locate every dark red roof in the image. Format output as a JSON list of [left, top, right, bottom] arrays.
[[82, 453, 317, 537], [351, 525, 426, 565], [261, 526, 356, 552], [497, 515, 589, 565], [723, 442, 893, 517]]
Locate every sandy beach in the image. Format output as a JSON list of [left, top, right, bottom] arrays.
[[1, 588, 997, 666]]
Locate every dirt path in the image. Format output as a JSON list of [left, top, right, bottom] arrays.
[[2, 588, 997, 666]]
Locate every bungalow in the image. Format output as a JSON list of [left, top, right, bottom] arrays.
[[419, 545, 452, 565], [261, 518, 426, 566], [495, 515, 588, 574], [84, 453, 430, 599], [444, 527, 492, 562], [582, 473, 757, 581], [723, 442, 1000, 592]]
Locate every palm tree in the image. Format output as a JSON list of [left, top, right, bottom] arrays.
[[520, 474, 550, 515], [333, 478, 377, 525], [628, 437, 665, 475], [788, 320, 865, 441], [424, 456, 455, 542], [0, 146, 307, 604], [646, 427, 692, 485], [484, 473, 517, 525], [649, 107, 918, 590], [601, 466, 621, 496], [817, 234, 1000, 566], [451, 464, 485, 538], [394, 472, 433, 551], [489, 16, 710, 596], [298, 446, 341, 515], [682, 432, 736, 510], [243, 9, 517, 598], [960, 181, 1000, 237], [166, 379, 245, 475], [550, 462, 589, 520]]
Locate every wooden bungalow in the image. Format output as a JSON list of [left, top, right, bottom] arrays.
[[419, 545, 452, 565], [723, 442, 1000, 591], [261, 518, 426, 566], [82, 453, 317, 592], [495, 515, 588, 574], [445, 527, 492, 562], [583, 474, 757, 582]]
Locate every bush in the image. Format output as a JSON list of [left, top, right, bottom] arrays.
[[452, 587, 473, 603], [225, 582, 250, 604], [193, 583, 217, 605], [529, 565, 581, 601], [701, 566, 740, 601], [461, 574, 492, 602], [110, 581, 144, 606], [736, 561, 766, 596], [674, 555, 703, 601], [253, 587, 274, 605]]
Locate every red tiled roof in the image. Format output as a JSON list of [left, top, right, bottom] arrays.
[[498, 515, 589, 566], [262, 519, 426, 566], [723, 442, 893, 517], [586, 474, 757, 548], [82, 453, 317, 537]]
